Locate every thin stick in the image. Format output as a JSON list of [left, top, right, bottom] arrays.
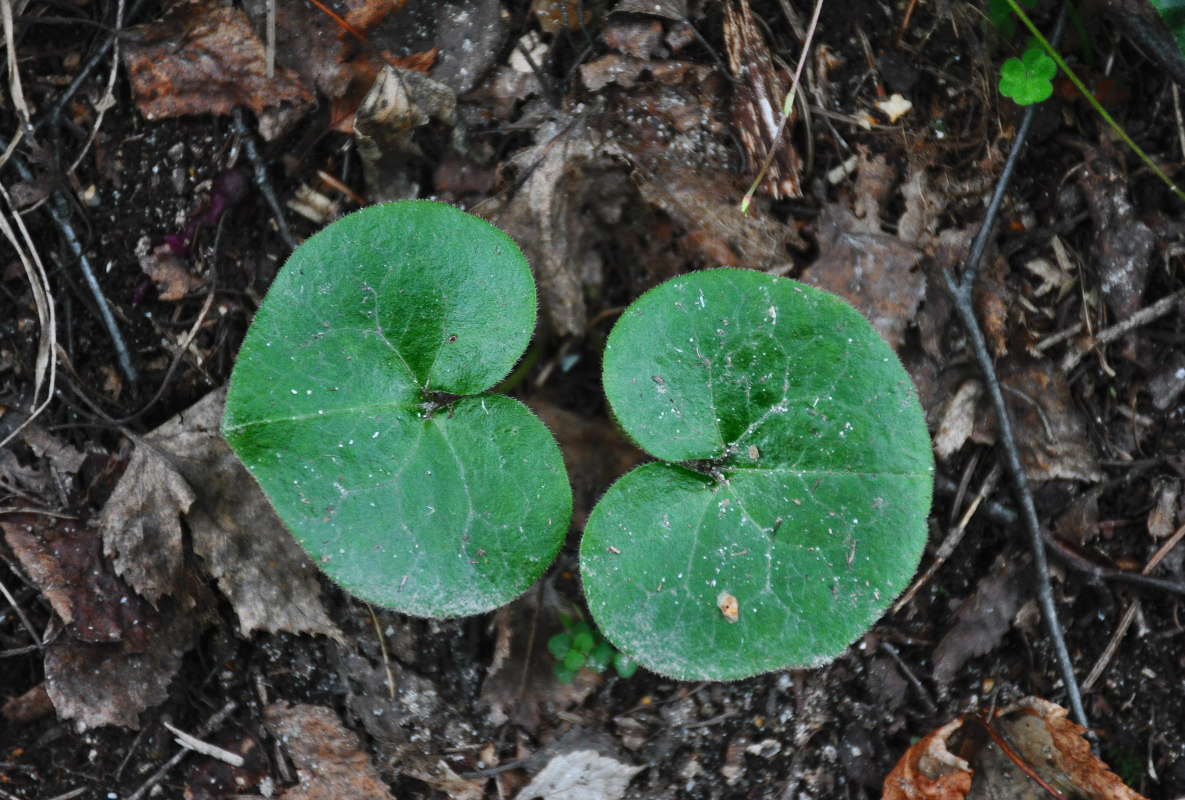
[[367, 603, 396, 699], [944, 1, 1088, 731], [0, 574, 42, 648], [892, 463, 1002, 614], [232, 109, 299, 252], [162, 721, 246, 766], [740, 0, 825, 214], [1081, 520, 1185, 691], [1059, 289, 1185, 372], [125, 702, 237, 800]]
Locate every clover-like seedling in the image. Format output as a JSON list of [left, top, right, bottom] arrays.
[[999, 44, 1057, 105], [580, 269, 933, 681], [547, 612, 638, 683], [222, 201, 572, 617]]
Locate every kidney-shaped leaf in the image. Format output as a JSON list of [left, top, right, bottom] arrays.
[[223, 201, 571, 617], [581, 269, 932, 679]]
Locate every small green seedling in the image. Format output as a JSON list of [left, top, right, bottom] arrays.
[[547, 612, 638, 683], [999, 43, 1057, 105], [224, 203, 934, 683], [222, 201, 572, 617], [580, 270, 933, 680]]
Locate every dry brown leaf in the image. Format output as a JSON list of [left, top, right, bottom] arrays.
[[354, 66, 459, 201], [931, 554, 1027, 689], [481, 121, 629, 336], [885, 698, 1149, 800], [932, 380, 984, 462], [517, 748, 643, 800], [98, 389, 339, 639], [992, 358, 1105, 484], [1077, 148, 1155, 321], [265, 702, 396, 800], [138, 243, 205, 302], [1147, 478, 1181, 539], [3, 513, 156, 642], [807, 151, 926, 350], [122, 0, 312, 125], [99, 444, 193, 605], [45, 597, 202, 730]]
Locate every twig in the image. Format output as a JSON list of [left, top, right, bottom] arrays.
[[1081, 520, 1185, 691], [125, 701, 237, 800], [1059, 289, 1185, 372], [0, 137, 137, 382], [892, 463, 1002, 614], [30, 0, 152, 133], [944, 3, 1088, 730], [367, 603, 396, 699], [879, 641, 938, 716], [935, 473, 1185, 596], [0, 574, 42, 648], [162, 721, 245, 766], [231, 108, 299, 252]]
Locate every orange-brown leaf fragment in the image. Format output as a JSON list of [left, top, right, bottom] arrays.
[[883, 718, 973, 800], [122, 0, 312, 122], [885, 698, 1150, 800], [265, 702, 396, 800]]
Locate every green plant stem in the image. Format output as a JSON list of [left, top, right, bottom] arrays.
[[1005, 0, 1185, 202]]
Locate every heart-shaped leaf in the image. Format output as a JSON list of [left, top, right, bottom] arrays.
[[223, 201, 572, 617], [999, 46, 1057, 105], [581, 269, 932, 680]]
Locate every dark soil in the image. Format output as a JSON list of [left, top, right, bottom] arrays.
[[2, 0, 1185, 798]]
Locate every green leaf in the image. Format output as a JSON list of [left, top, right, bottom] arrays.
[[563, 649, 587, 672], [223, 201, 572, 618], [547, 633, 573, 660], [581, 269, 933, 680], [554, 662, 578, 683], [586, 640, 615, 672], [1149, 0, 1185, 56], [572, 630, 596, 654], [612, 652, 639, 678], [999, 47, 1056, 106]]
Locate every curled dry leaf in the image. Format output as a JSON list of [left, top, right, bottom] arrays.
[[884, 697, 1148, 800]]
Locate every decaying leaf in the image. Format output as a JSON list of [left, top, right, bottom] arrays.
[[99, 389, 340, 639], [4, 513, 157, 642], [932, 380, 984, 462], [355, 66, 460, 202], [138, 243, 206, 302], [1077, 147, 1155, 322], [99, 442, 193, 605], [994, 358, 1106, 484], [884, 697, 1149, 800], [122, 0, 312, 126], [265, 702, 396, 800], [481, 120, 630, 336], [45, 597, 203, 730], [931, 554, 1028, 689], [807, 151, 926, 350], [517, 748, 644, 800]]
